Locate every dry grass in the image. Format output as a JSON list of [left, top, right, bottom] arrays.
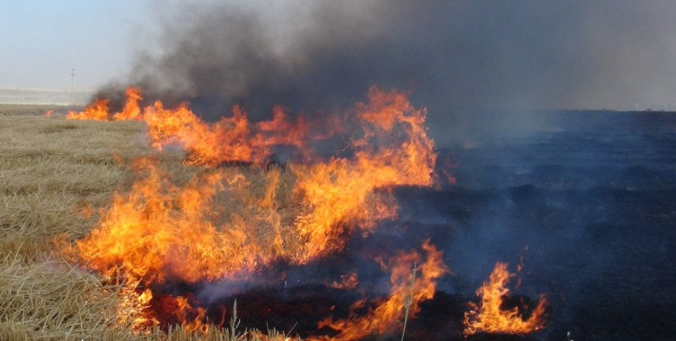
[[0, 113, 293, 340], [0, 104, 79, 116]]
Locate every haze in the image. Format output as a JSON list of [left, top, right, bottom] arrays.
[[3, 0, 676, 111], [0, 0, 147, 91]]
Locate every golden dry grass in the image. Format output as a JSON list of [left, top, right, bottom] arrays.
[[0, 113, 293, 340], [0, 104, 79, 116]]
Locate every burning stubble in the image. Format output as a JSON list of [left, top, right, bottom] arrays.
[[62, 87, 548, 339]]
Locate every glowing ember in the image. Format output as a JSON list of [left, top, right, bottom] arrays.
[[329, 273, 359, 290], [463, 262, 548, 336]]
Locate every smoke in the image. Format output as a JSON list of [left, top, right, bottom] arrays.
[[87, 2, 676, 336], [99, 0, 676, 144]]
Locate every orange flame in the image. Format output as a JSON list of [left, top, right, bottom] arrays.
[[143, 102, 257, 165], [463, 262, 548, 336], [113, 87, 143, 121], [289, 87, 436, 262], [67, 87, 332, 166], [329, 272, 359, 290], [143, 102, 319, 166], [309, 241, 448, 341], [75, 87, 438, 282], [66, 98, 110, 121], [71, 87, 441, 335], [117, 286, 158, 331], [76, 158, 252, 284], [66, 87, 142, 122], [44, 110, 54, 117]]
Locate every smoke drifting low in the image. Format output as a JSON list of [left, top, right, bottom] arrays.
[[99, 0, 676, 143]]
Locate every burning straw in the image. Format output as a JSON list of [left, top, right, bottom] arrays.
[[64, 87, 449, 339]]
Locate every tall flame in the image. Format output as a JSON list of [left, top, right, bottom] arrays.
[[74, 87, 437, 275], [75, 158, 245, 284], [68, 86, 449, 337], [463, 262, 548, 336], [113, 87, 143, 121]]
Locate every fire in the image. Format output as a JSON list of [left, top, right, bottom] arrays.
[[66, 98, 110, 121], [75, 158, 247, 284], [309, 241, 448, 341], [70, 87, 442, 336], [67, 87, 331, 166], [143, 102, 325, 166], [329, 273, 359, 290], [289, 87, 436, 262], [75, 87, 438, 283], [44, 110, 54, 117], [66, 87, 142, 121], [463, 262, 548, 336], [117, 285, 158, 331], [113, 87, 143, 121]]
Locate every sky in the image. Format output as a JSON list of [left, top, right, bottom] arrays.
[[0, 0, 148, 91], [3, 1, 676, 111]]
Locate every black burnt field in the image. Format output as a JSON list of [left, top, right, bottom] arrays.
[[385, 111, 676, 341]]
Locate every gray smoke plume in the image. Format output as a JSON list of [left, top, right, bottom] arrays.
[[98, 0, 676, 144]]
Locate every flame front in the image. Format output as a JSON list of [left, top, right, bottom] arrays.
[[66, 98, 110, 121], [70, 87, 445, 336], [68, 87, 331, 166], [66, 87, 143, 121], [463, 262, 548, 336]]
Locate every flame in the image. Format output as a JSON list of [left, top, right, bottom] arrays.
[[44, 110, 54, 117], [117, 285, 158, 331], [71, 86, 441, 335], [76, 158, 249, 284], [289, 87, 436, 262], [66, 98, 110, 121], [329, 273, 359, 290], [66, 87, 142, 122], [309, 241, 448, 341], [143, 103, 318, 166], [68, 87, 329, 166], [75, 87, 437, 283], [113, 87, 143, 121], [463, 262, 548, 336], [143, 102, 255, 166]]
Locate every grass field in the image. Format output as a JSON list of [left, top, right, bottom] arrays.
[[0, 106, 291, 340], [0, 104, 78, 116]]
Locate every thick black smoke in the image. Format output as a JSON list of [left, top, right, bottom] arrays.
[[99, 0, 676, 144]]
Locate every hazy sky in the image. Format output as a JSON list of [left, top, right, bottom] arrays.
[[0, 0, 148, 90]]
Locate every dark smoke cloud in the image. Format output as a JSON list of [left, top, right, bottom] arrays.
[[100, 0, 676, 144]]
